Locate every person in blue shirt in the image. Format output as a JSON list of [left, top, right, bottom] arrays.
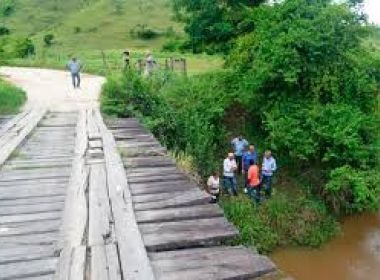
[[242, 144, 258, 193], [231, 135, 249, 175]]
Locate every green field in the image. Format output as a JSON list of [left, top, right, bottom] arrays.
[[1, 0, 222, 75]]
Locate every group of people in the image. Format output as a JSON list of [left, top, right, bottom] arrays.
[[207, 136, 277, 204]]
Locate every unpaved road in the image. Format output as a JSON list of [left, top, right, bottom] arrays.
[[0, 67, 105, 111]]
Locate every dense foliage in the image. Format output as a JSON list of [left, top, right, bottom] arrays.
[[170, 0, 265, 53], [227, 0, 380, 215], [102, 0, 380, 251]]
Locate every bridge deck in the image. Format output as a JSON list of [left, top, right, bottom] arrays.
[[0, 110, 277, 280]]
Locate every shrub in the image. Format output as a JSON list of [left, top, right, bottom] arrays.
[[220, 191, 339, 253], [0, 0, 15, 17], [13, 38, 35, 58], [0, 26, 10, 36], [130, 24, 160, 40], [324, 166, 380, 215], [0, 79, 26, 114], [43, 34, 55, 46], [73, 26, 81, 34]]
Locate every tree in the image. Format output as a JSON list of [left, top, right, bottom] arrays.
[[170, 0, 265, 53], [14, 38, 35, 58], [228, 0, 380, 214]]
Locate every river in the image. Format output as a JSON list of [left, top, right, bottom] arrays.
[[272, 213, 380, 280]]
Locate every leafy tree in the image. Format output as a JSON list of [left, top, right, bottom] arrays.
[[170, 0, 265, 53], [228, 0, 380, 214]]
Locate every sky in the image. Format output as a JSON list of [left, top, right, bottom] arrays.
[[363, 0, 380, 24]]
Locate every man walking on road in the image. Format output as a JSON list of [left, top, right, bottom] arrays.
[[67, 57, 82, 89]]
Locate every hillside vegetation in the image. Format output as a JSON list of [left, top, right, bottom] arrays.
[[0, 0, 221, 74], [0, 79, 26, 114]]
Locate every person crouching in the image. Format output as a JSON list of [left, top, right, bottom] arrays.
[[207, 171, 220, 203]]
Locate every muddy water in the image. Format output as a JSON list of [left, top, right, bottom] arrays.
[[272, 213, 380, 280]]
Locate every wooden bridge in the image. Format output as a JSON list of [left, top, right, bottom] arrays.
[[0, 107, 277, 279], [0, 108, 277, 279]]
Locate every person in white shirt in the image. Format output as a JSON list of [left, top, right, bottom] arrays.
[[223, 152, 238, 196], [261, 150, 277, 198], [207, 171, 220, 203]]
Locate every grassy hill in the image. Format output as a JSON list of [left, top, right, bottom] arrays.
[[1, 0, 222, 74]]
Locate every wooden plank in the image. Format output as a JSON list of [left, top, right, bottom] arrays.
[[127, 174, 187, 184], [0, 201, 64, 216], [0, 186, 66, 200], [127, 166, 178, 176], [149, 246, 276, 280], [140, 217, 238, 252], [57, 109, 88, 253], [0, 109, 46, 166], [0, 211, 61, 224], [0, 219, 60, 236], [123, 157, 174, 168], [89, 164, 112, 246], [0, 171, 70, 182], [129, 180, 193, 195], [95, 109, 155, 280], [91, 244, 122, 280], [0, 195, 65, 207], [136, 204, 224, 224], [134, 190, 209, 211], [0, 245, 54, 265], [133, 189, 206, 204], [0, 258, 57, 280], [55, 246, 86, 280], [0, 232, 59, 246]]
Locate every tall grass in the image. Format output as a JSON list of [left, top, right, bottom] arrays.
[[0, 79, 26, 114]]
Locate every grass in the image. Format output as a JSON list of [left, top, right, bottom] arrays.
[[0, 79, 26, 114], [8, 49, 223, 76]]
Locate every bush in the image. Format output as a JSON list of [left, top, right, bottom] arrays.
[[73, 26, 81, 34], [43, 34, 55, 46], [0, 79, 26, 114], [220, 191, 339, 253], [0, 0, 15, 17], [13, 38, 35, 58], [0, 26, 10, 36], [130, 24, 160, 40], [324, 166, 380, 215]]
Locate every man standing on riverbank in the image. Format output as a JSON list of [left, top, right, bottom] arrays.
[[223, 152, 238, 196], [242, 144, 258, 193], [262, 150, 277, 198], [67, 57, 82, 89], [231, 135, 248, 175]]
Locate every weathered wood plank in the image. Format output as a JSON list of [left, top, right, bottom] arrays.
[[149, 246, 276, 280], [0, 258, 57, 280], [96, 109, 155, 280], [127, 174, 187, 184], [0, 219, 60, 236], [0, 185, 66, 200], [136, 204, 224, 224], [140, 217, 238, 252], [0, 211, 61, 224], [134, 190, 209, 211], [0, 201, 64, 216], [0, 109, 46, 166], [133, 189, 206, 204], [89, 163, 112, 246], [0, 195, 65, 207], [0, 232, 59, 246], [54, 246, 86, 280], [91, 244, 122, 280], [0, 245, 54, 265], [130, 182, 193, 196]]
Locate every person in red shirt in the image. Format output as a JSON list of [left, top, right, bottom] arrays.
[[247, 159, 261, 203]]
